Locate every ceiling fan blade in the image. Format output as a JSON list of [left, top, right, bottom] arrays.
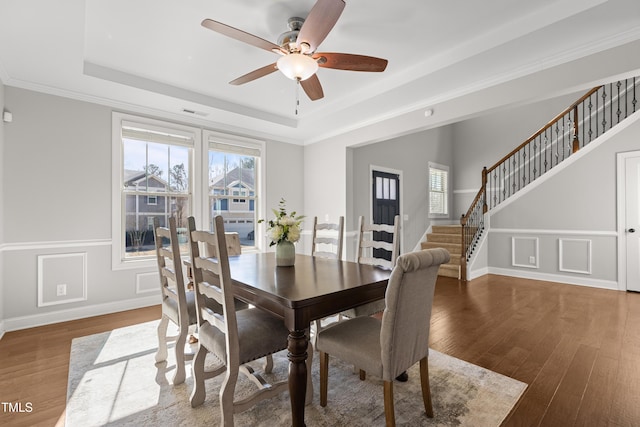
[[314, 52, 388, 72], [297, 0, 345, 53], [229, 63, 278, 85], [301, 74, 324, 101], [202, 19, 282, 53]]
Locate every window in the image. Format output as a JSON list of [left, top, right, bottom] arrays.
[[207, 131, 263, 248], [375, 176, 397, 201], [121, 123, 192, 258], [429, 162, 449, 218], [112, 113, 198, 268], [112, 115, 264, 269]]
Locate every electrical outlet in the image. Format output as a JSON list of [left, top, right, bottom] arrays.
[[56, 284, 67, 297], [529, 256, 536, 264]]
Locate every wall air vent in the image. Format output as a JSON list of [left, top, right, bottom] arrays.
[[182, 108, 209, 117]]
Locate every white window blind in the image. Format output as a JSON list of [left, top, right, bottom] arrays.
[[429, 163, 449, 218]]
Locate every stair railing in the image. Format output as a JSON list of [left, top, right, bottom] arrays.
[[460, 76, 638, 281]]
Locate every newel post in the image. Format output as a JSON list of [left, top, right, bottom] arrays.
[[460, 214, 467, 282], [572, 105, 580, 153], [481, 167, 488, 213]]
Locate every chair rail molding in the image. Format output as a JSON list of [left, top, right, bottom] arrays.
[[1, 238, 112, 252]]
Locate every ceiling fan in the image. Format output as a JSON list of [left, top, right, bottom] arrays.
[[201, 0, 388, 101]]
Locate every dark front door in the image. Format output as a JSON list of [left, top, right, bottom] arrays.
[[372, 170, 400, 260]]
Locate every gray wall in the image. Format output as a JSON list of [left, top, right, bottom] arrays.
[[349, 125, 454, 255], [1, 87, 302, 330]]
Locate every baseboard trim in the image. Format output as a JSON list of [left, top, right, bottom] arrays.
[[2, 296, 160, 334], [469, 267, 490, 280], [0, 321, 5, 340], [486, 267, 620, 290]]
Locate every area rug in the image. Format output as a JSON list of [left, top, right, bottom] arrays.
[[66, 320, 526, 426]]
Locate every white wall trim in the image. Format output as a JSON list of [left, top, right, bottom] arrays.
[[558, 238, 592, 274], [1, 239, 111, 252], [486, 267, 618, 291], [37, 252, 88, 307], [413, 225, 431, 252], [511, 236, 539, 269], [1, 296, 159, 333], [0, 322, 5, 341], [490, 228, 617, 237], [136, 272, 160, 294], [453, 189, 478, 195]]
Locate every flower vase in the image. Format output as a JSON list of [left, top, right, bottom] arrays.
[[276, 240, 295, 267]]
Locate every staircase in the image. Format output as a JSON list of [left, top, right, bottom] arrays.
[[421, 225, 461, 278], [459, 75, 639, 281]]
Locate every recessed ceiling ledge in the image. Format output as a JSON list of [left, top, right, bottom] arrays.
[[82, 61, 298, 128]]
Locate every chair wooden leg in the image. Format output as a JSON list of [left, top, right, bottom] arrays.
[[155, 315, 169, 363], [220, 367, 239, 427], [359, 369, 366, 380], [172, 322, 188, 385], [383, 380, 395, 427], [263, 354, 274, 373], [419, 357, 434, 418], [189, 345, 208, 408], [320, 351, 329, 407]]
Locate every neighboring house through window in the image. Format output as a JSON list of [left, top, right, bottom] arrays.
[[207, 131, 262, 247]]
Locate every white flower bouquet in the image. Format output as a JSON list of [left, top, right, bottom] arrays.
[[259, 198, 304, 246]]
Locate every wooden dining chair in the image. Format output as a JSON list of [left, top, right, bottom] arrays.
[[310, 216, 345, 345], [316, 248, 450, 427], [341, 215, 400, 319], [311, 216, 344, 260], [187, 215, 297, 425], [153, 216, 196, 385]]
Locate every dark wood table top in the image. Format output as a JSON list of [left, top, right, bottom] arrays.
[[227, 252, 391, 330]]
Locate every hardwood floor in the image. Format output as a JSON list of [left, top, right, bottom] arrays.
[[1, 275, 639, 426], [0, 306, 161, 427], [430, 275, 640, 427]]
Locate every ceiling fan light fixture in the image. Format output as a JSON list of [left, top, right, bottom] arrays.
[[277, 53, 318, 81]]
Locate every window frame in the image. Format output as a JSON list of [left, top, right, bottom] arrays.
[[428, 162, 450, 219], [111, 114, 266, 270], [205, 130, 265, 252], [111, 112, 202, 270]]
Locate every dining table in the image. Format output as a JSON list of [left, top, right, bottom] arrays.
[[226, 252, 391, 427]]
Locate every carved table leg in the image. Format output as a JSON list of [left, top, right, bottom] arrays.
[[287, 329, 308, 427]]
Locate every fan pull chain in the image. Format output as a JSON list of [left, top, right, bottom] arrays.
[[295, 78, 301, 116]]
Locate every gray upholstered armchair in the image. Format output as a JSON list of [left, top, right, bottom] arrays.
[[316, 248, 450, 427]]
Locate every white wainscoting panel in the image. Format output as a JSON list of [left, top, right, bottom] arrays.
[[136, 272, 160, 294], [559, 238, 592, 274], [37, 253, 87, 307], [511, 236, 539, 269]]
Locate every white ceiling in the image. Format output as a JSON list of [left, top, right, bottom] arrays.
[[1, 0, 640, 145]]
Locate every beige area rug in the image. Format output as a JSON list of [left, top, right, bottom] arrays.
[[66, 320, 526, 426]]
